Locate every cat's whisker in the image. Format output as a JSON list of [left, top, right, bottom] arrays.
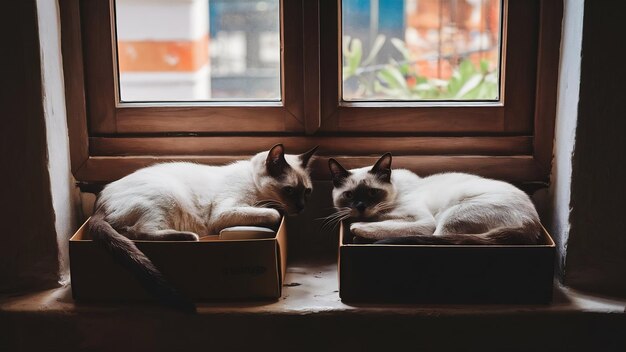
[[254, 199, 287, 211], [317, 207, 351, 219], [320, 217, 344, 231], [371, 201, 395, 214], [320, 214, 351, 230], [254, 199, 276, 207], [325, 213, 352, 232], [320, 209, 353, 232], [322, 206, 349, 211], [316, 210, 351, 222], [320, 214, 344, 231]]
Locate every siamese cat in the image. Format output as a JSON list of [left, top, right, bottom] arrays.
[[328, 153, 541, 245], [88, 144, 317, 311]]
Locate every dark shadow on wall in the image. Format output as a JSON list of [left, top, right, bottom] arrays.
[[564, 0, 626, 297], [0, 0, 61, 292], [286, 181, 339, 263]]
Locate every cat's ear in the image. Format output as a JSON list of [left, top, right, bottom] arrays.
[[328, 158, 350, 187], [266, 144, 290, 178], [299, 145, 319, 169], [369, 153, 392, 183]]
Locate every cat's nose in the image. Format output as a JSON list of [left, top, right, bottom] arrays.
[[355, 202, 366, 212]]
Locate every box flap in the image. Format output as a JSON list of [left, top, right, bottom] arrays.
[[276, 217, 287, 288]]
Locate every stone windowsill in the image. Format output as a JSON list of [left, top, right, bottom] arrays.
[[1, 262, 625, 351]]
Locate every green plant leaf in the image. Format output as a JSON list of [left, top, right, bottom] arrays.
[[454, 74, 483, 99], [342, 36, 351, 58], [389, 58, 410, 76], [459, 59, 476, 81], [390, 38, 411, 60], [377, 65, 408, 90], [413, 83, 434, 92], [374, 80, 406, 98], [362, 35, 386, 66], [447, 71, 462, 95], [342, 66, 351, 80], [343, 38, 362, 79], [480, 60, 489, 74], [481, 79, 499, 99]]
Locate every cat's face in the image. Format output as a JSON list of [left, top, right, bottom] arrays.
[[329, 153, 397, 220], [255, 144, 318, 215]]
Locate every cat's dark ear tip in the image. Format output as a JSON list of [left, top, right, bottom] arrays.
[[381, 152, 393, 165], [299, 145, 320, 168], [370, 152, 393, 175], [300, 145, 319, 158], [268, 144, 286, 160], [270, 143, 284, 151]]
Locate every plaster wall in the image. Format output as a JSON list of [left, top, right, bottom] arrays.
[[36, 0, 80, 284], [0, 1, 60, 291], [548, 0, 583, 280], [563, 0, 626, 296]]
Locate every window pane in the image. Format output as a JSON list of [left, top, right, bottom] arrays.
[[342, 0, 502, 101], [115, 0, 280, 102]]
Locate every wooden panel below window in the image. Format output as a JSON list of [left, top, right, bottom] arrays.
[[114, 106, 289, 133], [333, 106, 505, 133], [75, 155, 543, 183], [90, 136, 532, 156]]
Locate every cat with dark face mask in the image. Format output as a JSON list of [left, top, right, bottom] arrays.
[[328, 153, 541, 245], [88, 144, 317, 311]]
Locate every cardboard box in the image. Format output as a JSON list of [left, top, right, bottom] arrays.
[[70, 218, 287, 302], [339, 222, 555, 304]]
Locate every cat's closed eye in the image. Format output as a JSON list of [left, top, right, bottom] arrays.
[[344, 191, 353, 199], [368, 188, 381, 196], [283, 186, 294, 194], [305, 188, 312, 196]]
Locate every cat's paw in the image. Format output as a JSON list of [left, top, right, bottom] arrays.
[[158, 230, 199, 241], [253, 208, 281, 228], [180, 232, 200, 241], [264, 208, 282, 224], [350, 222, 377, 240]]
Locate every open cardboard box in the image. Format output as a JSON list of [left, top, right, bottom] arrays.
[[339, 222, 555, 304], [70, 218, 287, 302]]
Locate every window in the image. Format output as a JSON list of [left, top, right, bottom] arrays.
[[342, 0, 502, 102], [60, 0, 561, 183], [115, 0, 281, 102]]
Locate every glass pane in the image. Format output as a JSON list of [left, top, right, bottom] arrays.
[[115, 0, 280, 102], [342, 0, 502, 101]]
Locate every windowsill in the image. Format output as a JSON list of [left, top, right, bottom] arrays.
[[2, 262, 625, 350], [2, 261, 624, 315]]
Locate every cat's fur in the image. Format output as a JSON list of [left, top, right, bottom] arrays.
[[88, 144, 317, 311], [329, 153, 541, 245]]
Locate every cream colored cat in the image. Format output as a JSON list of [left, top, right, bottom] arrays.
[[88, 144, 317, 311], [329, 153, 541, 245]]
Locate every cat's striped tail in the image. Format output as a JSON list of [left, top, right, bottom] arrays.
[[374, 226, 541, 245], [87, 212, 196, 313]]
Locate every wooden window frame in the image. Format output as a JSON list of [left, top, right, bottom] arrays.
[[60, 0, 562, 184], [80, 0, 304, 134], [320, 0, 536, 135]]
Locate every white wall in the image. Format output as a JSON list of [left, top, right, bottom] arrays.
[[548, 0, 584, 277], [36, 0, 80, 284]]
